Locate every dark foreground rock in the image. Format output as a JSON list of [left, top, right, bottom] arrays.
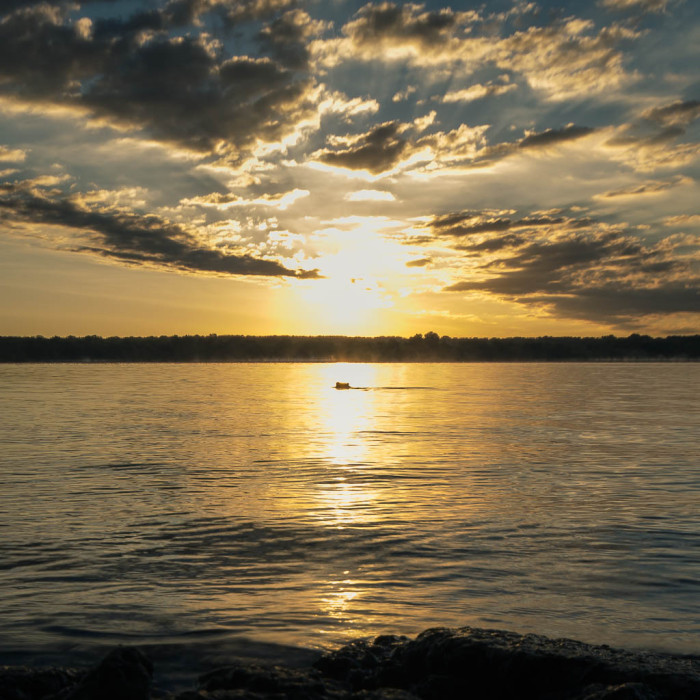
[[1, 628, 698, 700]]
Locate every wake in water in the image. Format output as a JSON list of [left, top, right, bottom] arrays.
[[334, 382, 435, 390]]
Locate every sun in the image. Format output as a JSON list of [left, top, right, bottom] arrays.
[[294, 276, 388, 334], [289, 217, 408, 334]]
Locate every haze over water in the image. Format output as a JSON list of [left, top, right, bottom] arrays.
[[1, 363, 698, 668]]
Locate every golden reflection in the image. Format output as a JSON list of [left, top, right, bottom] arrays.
[[317, 571, 376, 641], [320, 366, 374, 466], [312, 364, 380, 526], [321, 579, 358, 619]]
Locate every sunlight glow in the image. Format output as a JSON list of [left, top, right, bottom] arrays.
[[295, 277, 388, 334], [291, 219, 409, 334]]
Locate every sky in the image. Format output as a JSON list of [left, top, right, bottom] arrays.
[[0, 0, 698, 337]]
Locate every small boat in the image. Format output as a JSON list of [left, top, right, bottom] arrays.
[[335, 382, 350, 389]]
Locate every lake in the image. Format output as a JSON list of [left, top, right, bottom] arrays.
[[0, 362, 698, 676]]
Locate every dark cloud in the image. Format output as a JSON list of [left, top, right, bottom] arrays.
[[427, 210, 567, 237], [85, 43, 313, 153], [314, 121, 595, 175], [0, 4, 104, 94], [0, 1, 315, 158], [600, 176, 691, 198], [0, 181, 318, 278], [605, 99, 700, 168], [599, 0, 671, 16], [315, 122, 409, 174], [642, 100, 700, 128], [258, 9, 326, 70], [0, 0, 117, 10], [92, 10, 167, 40], [329, 4, 636, 102], [165, 0, 296, 28], [90, 0, 297, 38], [441, 214, 699, 322], [528, 284, 700, 325], [344, 2, 463, 48], [455, 233, 527, 252], [518, 126, 596, 150], [438, 216, 513, 235], [406, 257, 431, 267], [453, 125, 597, 168]]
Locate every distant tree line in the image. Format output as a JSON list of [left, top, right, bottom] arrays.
[[0, 333, 699, 362]]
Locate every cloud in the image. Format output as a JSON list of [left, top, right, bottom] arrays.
[[101, 0, 298, 33], [490, 20, 642, 101], [519, 126, 597, 149], [315, 3, 639, 101], [0, 2, 318, 159], [444, 124, 597, 167], [0, 145, 27, 162], [0, 179, 318, 278], [662, 214, 700, 227], [318, 91, 380, 120], [183, 188, 310, 210], [345, 189, 396, 202], [392, 86, 416, 102], [0, 0, 117, 10], [425, 209, 579, 238], [314, 119, 594, 175], [642, 100, 700, 128], [406, 257, 431, 267], [528, 284, 700, 326], [89, 1, 301, 44], [434, 208, 699, 323], [313, 121, 410, 174], [259, 9, 329, 70], [599, 0, 671, 14], [441, 81, 517, 103], [606, 99, 700, 171], [341, 2, 476, 51], [599, 176, 693, 198], [169, 0, 297, 27], [84, 46, 315, 156]]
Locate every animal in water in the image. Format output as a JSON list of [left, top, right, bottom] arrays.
[[335, 382, 350, 390]]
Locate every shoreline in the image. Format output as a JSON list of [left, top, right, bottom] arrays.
[[2, 334, 699, 363], [2, 358, 700, 364], [2, 626, 698, 700]]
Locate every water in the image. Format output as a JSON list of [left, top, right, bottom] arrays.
[[0, 362, 698, 678]]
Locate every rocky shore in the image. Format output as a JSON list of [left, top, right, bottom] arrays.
[[2, 627, 698, 700]]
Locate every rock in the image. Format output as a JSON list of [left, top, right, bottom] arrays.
[[349, 690, 420, 699], [52, 646, 153, 700], [198, 662, 332, 698], [0, 666, 84, 700], [574, 682, 662, 699], [315, 635, 408, 689], [1, 628, 698, 700], [314, 627, 700, 700]]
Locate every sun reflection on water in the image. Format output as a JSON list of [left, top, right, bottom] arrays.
[[322, 581, 359, 620], [312, 364, 382, 527], [309, 365, 383, 636]]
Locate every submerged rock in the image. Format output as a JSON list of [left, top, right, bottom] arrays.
[[0, 628, 697, 700]]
